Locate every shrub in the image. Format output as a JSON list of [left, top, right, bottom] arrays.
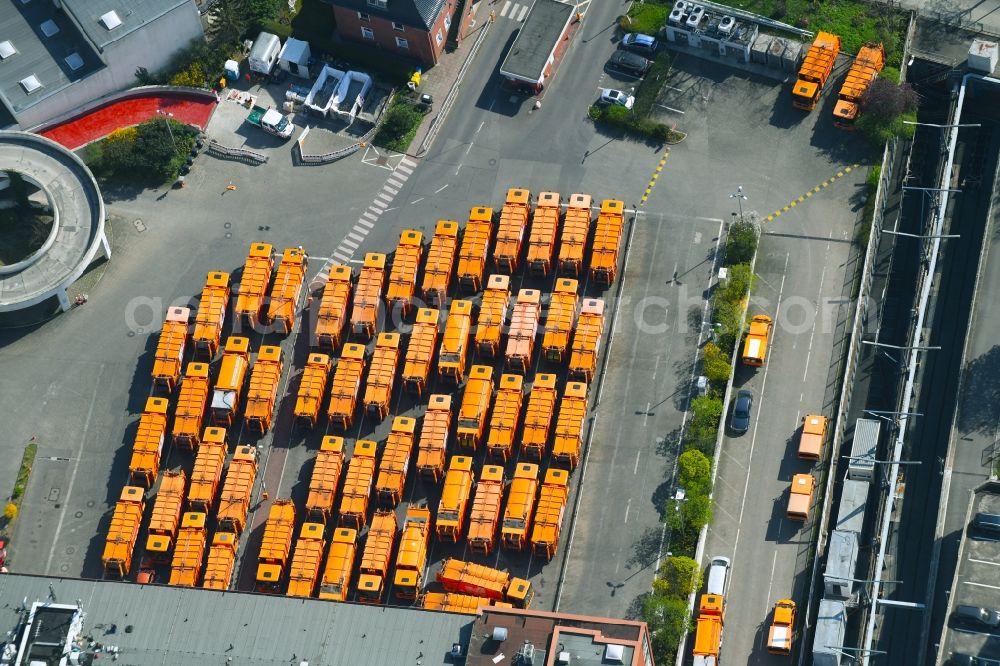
[[880, 66, 901, 84], [719, 263, 753, 304], [725, 219, 759, 265], [711, 296, 743, 355], [677, 449, 713, 496], [170, 62, 208, 88], [89, 120, 195, 185], [373, 98, 428, 153], [642, 594, 690, 663], [588, 105, 602, 121], [702, 341, 731, 384], [686, 395, 723, 453], [867, 164, 882, 190], [3, 503, 16, 521], [681, 492, 713, 530], [653, 556, 701, 598], [633, 53, 672, 118]]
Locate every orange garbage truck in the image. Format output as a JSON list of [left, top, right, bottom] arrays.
[[102, 485, 145, 579], [152, 305, 190, 391], [527, 191, 561, 277], [457, 365, 494, 449], [475, 274, 510, 359], [590, 199, 625, 287], [172, 362, 211, 451], [192, 272, 230, 360], [543, 279, 579, 363], [417, 394, 452, 482], [339, 439, 378, 529], [569, 298, 605, 383], [129, 396, 170, 488], [350, 252, 386, 340], [328, 343, 367, 430], [693, 593, 725, 665], [168, 511, 207, 587], [522, 373, 557, 459], [244, 344, 284, 435], [314, 264, 352, 351], [235, 242, 274, 330], [468, 464, 505, 556], [256, 499, 296, 593], [187, 427, 227, 514], [501, 462, 539, 550], [457, 206, 494, 293], [558, 193, 592, 276], [217, 445, 258, 534], [319, 527, 358, 601], [438, 299, 473, 383], [402, 308, 439, 396], [357, 509, 398, 603], [436, 455, 474, 542], [486, 374, 524, 462], [506, 288, 541, 373], [494, 188, 531, 274], [307, 435, 345, 524], [741, 314, 773, 367], [767, 599, 797, 655], [363, 332, 401, 420], [146, 470, 188, 563], [792, 31, 842, 111], [387, 230, 424, 318], [552, 381, 588, 470], [421, 220, 459, 307], [375, 416, 417, 508], [787, 474, 815, 521], [201, 531, 238, 590], [294, 352, 332, 429], [267, 246, 308, 335], [394, 506, 432, 599], [531, 468, 570, 560], [287, 521, 327, 598], [798, 414, 829, 461], [422, 592, 495, 614], [834, 42, 885, 129], [210, 336, 250, 427], [436, 558, 534, 608]]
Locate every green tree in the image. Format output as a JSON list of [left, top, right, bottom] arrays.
[[702, 341, 731, 384], [678, 450, 712, 495], [209, 0, 251, 47], [247, 0, 282, 24], [642, 594, 690, 662], [653, 555, 701, 598], [725, 218, 758, 265], [712, 296, 742, 355], [682, 492, 713, 530], [719, 263, 753, 304], [685, 396, 723, 455]]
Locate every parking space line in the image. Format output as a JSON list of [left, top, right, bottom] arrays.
[[965, 580, 1000, 590], [639, 149, 670, 206], [765, 164, 861, 222], [969, 557, 1000, 567]]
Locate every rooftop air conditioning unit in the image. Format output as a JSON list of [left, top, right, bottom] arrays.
[[604, 644, 626, 664], [673, 0, 689, 11], [686, 5, 704, 28], [451, 644, 464, 658], [492, 627, 508, 642], [718, 16, 736, 35], [668, 8, 685, 25], [557, 651, 571, 664]]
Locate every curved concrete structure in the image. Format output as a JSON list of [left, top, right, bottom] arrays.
[[0, 131, 108, 312]]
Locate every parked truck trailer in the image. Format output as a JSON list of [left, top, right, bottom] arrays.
[[187, 427, 227, 514], [417, 394, 452, 482], [475, 274, 510, 358], [363, 332, 401, 420], [201, 531, 238, 590], [102, 485, 145, 579], [256, 499, 296, 593], [129, 396, 170, 488], [267, 247, 308, 335], [437, 455, 474, 542], [216, 445, 258, 534], [192, 273, 229, 360], [244, 345, 284, 435], [568, 298, 605, 383], [457, 206, 494, 293], [457, 365, 494, 450], [357, 510, 398, 603], [350, 252, 386, 340], [494, 188, 531, 274], [394, 506, 432, 599], [531, 468, 569, 560], [468, 464, 504, 556], [486, 374, 524, 462], [328, 343, 367, 430], [402, 308, 439, 395], [235, 242, 274, 330], [145, 470, 187, 563], [339, 439, 378, 529], [306, 436, 345, 524], [375, 416, 417, 508], [319, 527, 358, 601], [501, 462, 539, 550], [211, 336, 250, 427], [421, 220, 459, 307], [552, 382, 588, 470], [506, 289, 540, 373], [152, 306, 190, 391], [833, 42, 885, 129], [436, 558, 534, 608], [315, 264, 352, 351], [294, 353, 332, 429], [521, 373, 557, 460], [558, 193, 592, 276], [543, 279, 579, 363], [792, 31, 841, 111], [287, 522, 326, 598], [526, 191, 561, 277], [387, 230, 423, 318], [438, 299, 473, 383], [172, 362, 211, 451], [168, 511, 207, 587], [741, 314, 773, 367], [590, 199, 625, 287]]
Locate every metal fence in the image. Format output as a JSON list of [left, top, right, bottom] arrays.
[[206, 140, 268, 164]]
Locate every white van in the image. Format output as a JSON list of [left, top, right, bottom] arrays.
[[706, 555, 731, 596]]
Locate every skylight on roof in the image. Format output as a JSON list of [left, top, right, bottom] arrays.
[[40, 20, 59, 37], [65, 52, 83, 71], [20, 75, 41, 93], [100, 10, 122, 30], [0, 41, 16, 60]]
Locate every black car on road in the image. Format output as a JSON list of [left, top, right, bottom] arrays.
[[729, 389, 753, 435]]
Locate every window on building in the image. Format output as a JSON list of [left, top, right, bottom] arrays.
[[435, 29, 443, 45], [358, 11, 370, 20], [392, 21, 404, 31], [444, 15, 451, 29], [367, 0, 388, 8], [361, 27, 375, 39], [395, 36, 408, 49]]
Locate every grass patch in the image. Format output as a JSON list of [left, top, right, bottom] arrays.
[[11, 440, 37, 503], [622, 2, 670, 35], [634, 52, 672, 118], [373, 97, 428, 153]]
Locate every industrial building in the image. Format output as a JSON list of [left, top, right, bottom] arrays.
[[498, 0, 576, 93]]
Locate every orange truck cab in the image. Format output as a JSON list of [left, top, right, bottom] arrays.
[[457, 206, 494, 293], [267, 246, 308, 335], [306, 436, 345, 524], [202, 531, 239, 590], [172, 362, 211, 451], [501, 462, 539, 550], [287, 522, 327, 598], [363, 332, 401, 420], [168, 511, 207, 587], [244, 344, 284, 435], [421, 220, 460, 307], [193, 272, 230, 359], [187, 427, 227, 514], [798, 414, 828, 460], [438, 299, 473, 383], [403, 308, 440, 395], [339, 439, 377, 529], [319, 527, 358, 601], [394, 506, 432, 599], [386, 230, 423, 318], [486, 374, 524, 462], [543, 279, 579, 363], [475, 274, 510, 359], [146, 470, 187, 563], [506, 289, 540, 373], [767, 599, 797, 654], [256, 499, 296, 593], [558, 194, 592, 276], [457, 365, 494, 449], [590, 199, 625, 287], [417, 394, 452, 482], [468, 464, 505, 555], [437, 455, 474, 542], [235, 242, 274, 330], [375, 416, 417, 508], [294, 353, 333, 429], [129, 396, 170, 487], [357, 510, 398, 603], [568, 298, 605, 383], [315, 264, 352, 351], [102, 485, 145, 579], [350, 252, 386, 340], [531, 468, 570, 560], [552, 381, 588, 470], [527, 191, 561, 277], [494, 188, 531, 274], [217, 445, 258, 534], [522, 373, 557, 460], [211, 336, 250, 427], [328, 343, 367, 430], [152, 306, 190, 391]]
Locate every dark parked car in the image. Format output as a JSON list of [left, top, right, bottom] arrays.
[[620, 33, 659, 56], [972, 511, 1000, 535], [953, 604, 1000, 628], [729, 389, 753, 434], [609, 50, 651, 76]]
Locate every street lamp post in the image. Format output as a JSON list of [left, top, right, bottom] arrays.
[[157, 110, 176, 150], [730, 186, 747, 222]]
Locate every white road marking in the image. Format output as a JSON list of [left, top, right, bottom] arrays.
[[341, 238, 359, 250], [435, 184, 449, 193], [347, 232, 365, 243], [396, 164, 414, 175], [517, 4, 530, 21], [370, 200, 387, 210], [624, 498, 631, 524], [376, 192, 393, 203], [357, 219, 375, 230], [411, 197, 425, 204], [333, 251, 351, 263], [500, 0, 512, 17], [965, 580, 1000, 590], [802, 260, 828, 381], [970, 557, 1000, 567], [383, 185, 399, 196], [633, 450, 641, 475], [362, 211, 378, 221], [387, 178, 404, 189]]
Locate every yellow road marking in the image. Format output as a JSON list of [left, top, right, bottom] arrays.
[[640, 148, 671, 207], [764, 163, 861, 222]]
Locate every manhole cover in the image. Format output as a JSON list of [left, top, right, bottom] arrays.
[[87, 500, 95, 508], [66, 546, 75, 555], [74, 511, 83, 518], [225, 232, 233, 239], [489, 158, 497, 166], [60, 564, 69, 572], [376, 155, 388, 166], [224, 222, 231, 229], [128, 331, 136, 337], [48, 488, 60, 502]]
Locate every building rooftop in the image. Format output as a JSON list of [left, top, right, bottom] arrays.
[[466, 607, 651, 666], [0, 1, 101, 115], [0, 574, 474, 665], [937, 480, 1000, 665], [60, 0, 191, 51], [499, 0, 575, 83]]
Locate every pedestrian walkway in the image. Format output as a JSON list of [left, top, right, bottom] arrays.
[[495, 0, 532, 22]]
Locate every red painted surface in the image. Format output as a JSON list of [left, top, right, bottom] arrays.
[[40, 94, 217, 150]]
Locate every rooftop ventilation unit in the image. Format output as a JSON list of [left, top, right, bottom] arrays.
[[450, 643, 464, 658], [491, 626, 508, 642], [686, 5, 705, 28], [604, 644, 625, 664], [557, 651, 571, 664], [668, 8, 685, 25], [100, 11, 122, 30], [20, 74, 41, 93], [718, 16, 736, 35], [40, 20, 59, 37], [65, 52, 83, 71], [673, 0, 690, 11], [518, 641, 535, 665], [0, 41, 15, 59]]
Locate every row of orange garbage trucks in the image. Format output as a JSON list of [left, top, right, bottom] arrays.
[[104, 188, 624, 608], [792, 33, 885, 131]]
